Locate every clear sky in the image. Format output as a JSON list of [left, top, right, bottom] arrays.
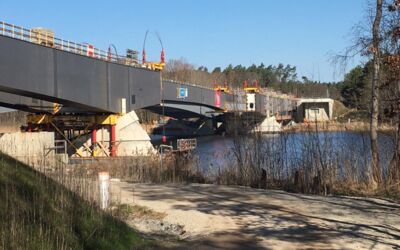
[[1, 0, 367, 82]]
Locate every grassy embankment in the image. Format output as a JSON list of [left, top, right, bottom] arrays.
[[0, 153, 156, 250]]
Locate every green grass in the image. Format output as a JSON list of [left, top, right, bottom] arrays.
[[0, 154, 156, 250]]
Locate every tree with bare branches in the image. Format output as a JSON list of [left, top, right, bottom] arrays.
[[370, 0, 383, 187], [385, 0, 400, 185]]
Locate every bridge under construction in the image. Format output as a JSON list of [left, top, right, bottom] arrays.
[[0, 21, 321, 158]]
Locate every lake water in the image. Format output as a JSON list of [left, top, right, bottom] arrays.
[[192, 132, 395, 174]]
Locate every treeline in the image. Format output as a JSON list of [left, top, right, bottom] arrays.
[[338, 58, 399, 122], [163, 59, 341, 99], [163, 58, 397, 122]]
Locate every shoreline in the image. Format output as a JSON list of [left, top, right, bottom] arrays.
[[283, 121, 395, 133], [148, 122, 395, 140]]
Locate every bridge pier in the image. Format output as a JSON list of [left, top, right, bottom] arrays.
[[222, 112, 266, 135], [25, 111, 154, 157], [252, 116, 282, 133]]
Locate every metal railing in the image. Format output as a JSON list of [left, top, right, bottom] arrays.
[[163, 79, 299, 101], [163, 79, 215, 91], [44, 139, 67, 156], [0, 21, 142, 67]]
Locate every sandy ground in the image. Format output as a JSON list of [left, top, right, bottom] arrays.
[[111, 182, 400, 250]]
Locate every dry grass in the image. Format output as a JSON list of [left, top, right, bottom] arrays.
[[205, 127, 400, 198], [0, 153, 157, 250], [333, 100, 349, 118], [285, 121, 395, 133], [112, 204, 167, 221], [68, 152, 205, 184]]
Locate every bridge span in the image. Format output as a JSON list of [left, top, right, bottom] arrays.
[[0, 21, 297, 157]]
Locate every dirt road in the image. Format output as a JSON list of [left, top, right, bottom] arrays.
[[112, 182, 400, 249]]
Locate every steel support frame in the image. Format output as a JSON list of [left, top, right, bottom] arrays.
[[26, 113, 120, 158]]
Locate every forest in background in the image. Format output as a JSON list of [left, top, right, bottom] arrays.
[[163, 57, 397, 122]]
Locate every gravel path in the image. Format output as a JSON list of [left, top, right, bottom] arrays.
[[111, 182, 400, 249]]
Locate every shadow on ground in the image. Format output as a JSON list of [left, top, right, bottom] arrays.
[[124, 183, 400, 249]]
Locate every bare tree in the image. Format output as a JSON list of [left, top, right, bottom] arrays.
[[370, 0, 383, 186], [333, 0, 392, 187], [163, 58, 195, 83], [385, 0, 400, 184]]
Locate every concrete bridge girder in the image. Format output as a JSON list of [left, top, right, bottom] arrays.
[[0, 91, 54, 113], [0, 36, 235, 115], [145, 102, 223, 119], [0, 34, 304, 143], [0, 35, 161, 114], [162, 81, 232, 111], [0, 91, 91, 114], [0, 35, 297, 117], [162, 102, 220, 118]]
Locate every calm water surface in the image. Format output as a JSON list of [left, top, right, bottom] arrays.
[[193, 132, 395, 172]]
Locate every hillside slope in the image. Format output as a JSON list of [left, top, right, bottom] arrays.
[[0, 154, 154, 250]]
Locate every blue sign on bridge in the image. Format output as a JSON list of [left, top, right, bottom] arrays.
[[177, 87, 188, 99]]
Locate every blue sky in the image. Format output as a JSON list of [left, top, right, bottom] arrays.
[[1, 0, 367, 82]]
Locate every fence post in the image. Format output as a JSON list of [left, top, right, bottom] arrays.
[[1, 21, 4, 36], [160, 147, 163, 182], [63, 140, 67, 155], [173, 160, 176, 183], [98, 172, 110, 209]]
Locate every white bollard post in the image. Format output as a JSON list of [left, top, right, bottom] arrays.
[[98, 172, 110, 209]]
